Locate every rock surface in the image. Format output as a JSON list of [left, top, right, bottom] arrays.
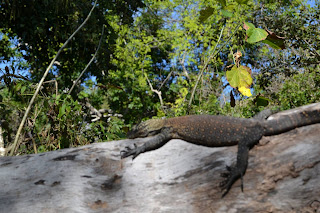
[[1, 104, 320, 213]]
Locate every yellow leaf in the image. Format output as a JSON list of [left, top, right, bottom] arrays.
[[239, 86, 252, 97]]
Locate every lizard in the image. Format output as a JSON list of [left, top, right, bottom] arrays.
[[120, 105, 320, 197]]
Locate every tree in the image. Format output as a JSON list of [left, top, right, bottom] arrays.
[[0, 0, 144, 90], [108, 0, 320, 120], [0, 0, 144, 155]]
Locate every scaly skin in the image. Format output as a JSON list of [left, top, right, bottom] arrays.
[[121, 105, 320, 197]]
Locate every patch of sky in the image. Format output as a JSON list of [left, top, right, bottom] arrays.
[[307, 0, 316, 7], [0, 33, 30, 79]]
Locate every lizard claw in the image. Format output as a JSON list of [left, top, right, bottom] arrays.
[[219, 165, 242, 198], [220, 165, 232, 178], [120, 143, 141, 159], [226, 165, 232, 171]]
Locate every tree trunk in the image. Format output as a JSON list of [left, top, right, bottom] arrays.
[[1, 104, 320, 213]]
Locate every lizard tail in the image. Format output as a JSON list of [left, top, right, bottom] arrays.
[[262, 104, 320, 136]]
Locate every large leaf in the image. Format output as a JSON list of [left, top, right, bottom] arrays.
[[262, 29, 286, 49], [243, 22, 255, 37], [247, 28, 268, 43], [58, 104, 67, 119], [226, 66, 253, 93], [243, 23, 285, 48], [243, 22, 255, 31], [226, 65, 253, 96]]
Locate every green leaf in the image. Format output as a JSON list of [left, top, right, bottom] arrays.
[[221, 9, 234, 18], [15, 82, 22, 91], [199, 7, 214, 22], [262, 40, 281, 49], [58, 104, 67, 118], [247, 28, 268, 43], [235, 0, 249, 4], [66, 105, 71, 114], [262, 29, 285, 49], [255, 96, 270, 107], [243, 22, 255, 37], [21, 86, 27, 94], [243, 22, 255, 30]]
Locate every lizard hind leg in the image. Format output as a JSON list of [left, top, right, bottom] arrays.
[[220, 143, 250, 197]]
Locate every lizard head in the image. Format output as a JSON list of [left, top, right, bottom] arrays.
[[127, 119, 165, 139]]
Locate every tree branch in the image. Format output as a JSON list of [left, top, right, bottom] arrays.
[[188, 24, 241, 109], [179, 51, 190, 79], [68, 24, 105, 95], [145, 73, 164, 108], [158, 70, 173, 90], [303, 39, 320, 58], [9, 0, 98, 156]]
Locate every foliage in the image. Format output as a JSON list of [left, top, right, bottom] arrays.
[[0, 0, 319, 155], [253, 0, 320, 88], [0, 0, 144, 89], [0, 29, 17, 61], [275, 69, 320, 110], [0, 78, 125, 155]]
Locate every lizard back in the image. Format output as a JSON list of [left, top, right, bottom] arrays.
[[165, 115, 264, 147]]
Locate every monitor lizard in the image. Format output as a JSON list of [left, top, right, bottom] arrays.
[[121, 105, 320, 197]]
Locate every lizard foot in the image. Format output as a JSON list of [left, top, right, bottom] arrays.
[[219, 165, 243, 198], [120, 144, 142, 159]]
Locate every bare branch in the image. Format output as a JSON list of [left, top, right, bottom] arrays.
[[0, 73, 31, 81], [179, 51, 190, 79], [85, 98, 102, 121], [188, 24, 241, 109], [158, 70, 173, 90], [303, 39, 320, 58], [188, 25, 225, 109], [68, 24, 105, 95], [145, 73, 164, 108]]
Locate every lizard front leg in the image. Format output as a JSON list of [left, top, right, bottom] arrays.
[[220, 142, 250, 197], [121, 130, 171, 160]]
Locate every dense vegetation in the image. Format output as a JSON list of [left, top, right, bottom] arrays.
[[0, 0, 319, 156]]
